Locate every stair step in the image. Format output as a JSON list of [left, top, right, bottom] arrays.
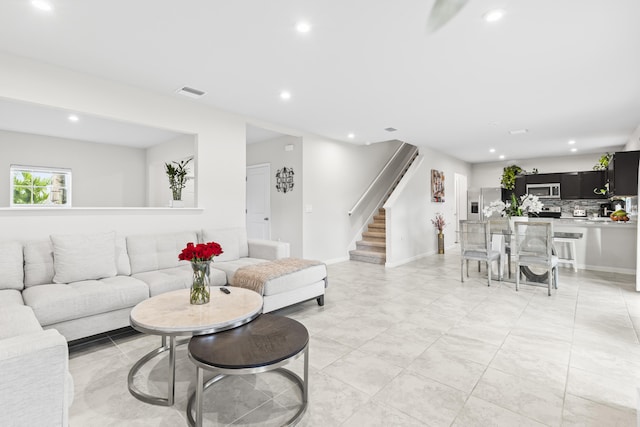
[[368, 222, 385, 231], [373, 214, 385, 222], [363, 231, 386, 241], [378, 208, 385, 216], [356, 240, 386, 253], [349, 249, 386, 264]]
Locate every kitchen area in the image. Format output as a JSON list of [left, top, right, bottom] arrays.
[[468, 151, 640, 276]]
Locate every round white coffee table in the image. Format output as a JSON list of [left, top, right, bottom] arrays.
[[128, 287, 263, 406]]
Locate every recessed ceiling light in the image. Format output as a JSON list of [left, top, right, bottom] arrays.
[[348, 133, 355, 139], [484, 9, 505, 23], [571, 148, 577, 152], [489, 148, 496, 153], [568, 140, 576, 145], [296, 21, 311, 33], [384, 127, 397, 132], [509, 129, 528, 135], [31, 0, 53, 11], [280, 91, 291, 100], [68, 115, 79, 122], [499, 155, 505, 160]]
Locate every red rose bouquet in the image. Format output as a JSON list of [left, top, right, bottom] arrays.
[[179, 241, 223, 304], [178, 241, 223, 262]]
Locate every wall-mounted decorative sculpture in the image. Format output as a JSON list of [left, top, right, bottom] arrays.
[[276, 167, 295, 193]]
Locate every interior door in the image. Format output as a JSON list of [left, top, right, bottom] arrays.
[[246, 164, 271, 239], [454, 173, 468, 243]]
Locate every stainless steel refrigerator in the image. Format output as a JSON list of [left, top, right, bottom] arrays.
[[467, 187, 502, 221]]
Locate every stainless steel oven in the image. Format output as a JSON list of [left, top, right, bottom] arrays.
[[526, 183, 561, 199]]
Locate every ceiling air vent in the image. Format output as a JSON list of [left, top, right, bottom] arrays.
[[385, 127, 397, 132], [176, 86, 206, 98]]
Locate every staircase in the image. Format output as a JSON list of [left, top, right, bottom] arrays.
[[347, 143, 419, 265], [349, 208, 387, 264]]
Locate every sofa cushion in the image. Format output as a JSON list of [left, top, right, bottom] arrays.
[[0, 305, 42, 339], [50, 231, 117, 284], [201, 228, 248, 261], [115, 235, 131, 276], [0, 241, 24, 290], [132, 265, 227, 296], [127, 231, 197, 274], [0, 289, 24, 307], [262, 264, 327, 296], [23, 240, 55, 287], [211, 258, 267, 283], [22, 276, 148, 327]]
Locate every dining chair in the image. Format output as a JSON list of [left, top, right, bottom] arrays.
[[513, 221, 558, 296], [459, 220, 503, 286], [488, 218, 512, 278]]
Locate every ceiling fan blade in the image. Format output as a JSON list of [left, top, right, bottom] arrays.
[[426, 0, 469, 33]]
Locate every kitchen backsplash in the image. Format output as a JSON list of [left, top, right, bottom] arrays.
[[542, 197, 638, 217]]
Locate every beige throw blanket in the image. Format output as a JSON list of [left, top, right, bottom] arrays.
[[230, 258, 324, 295]]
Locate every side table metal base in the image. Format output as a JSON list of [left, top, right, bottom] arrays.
[[127, 335, 187, 406]]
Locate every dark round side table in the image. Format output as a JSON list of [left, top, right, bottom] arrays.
[[186, 314, 309, 427]]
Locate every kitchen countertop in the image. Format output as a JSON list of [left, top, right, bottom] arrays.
[[552, 217, 636, 227]]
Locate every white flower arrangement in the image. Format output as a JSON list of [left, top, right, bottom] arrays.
[[482, 193, 544, 218]]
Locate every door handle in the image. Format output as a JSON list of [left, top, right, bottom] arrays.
[[264, 217, 269, 221]]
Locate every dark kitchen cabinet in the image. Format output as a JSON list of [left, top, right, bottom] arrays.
[[560, 173, 580, 199], [609, 150, 640, 196], [525, 173, 561, 185], [579, 170, 607, 199], [514, 176, 526, 197]]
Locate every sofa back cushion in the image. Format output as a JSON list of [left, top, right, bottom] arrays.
[[201, 228, 248, 262], [0, 241, 24, 290], [50, 231, 117, 283], [127, 231, 197, 274], [24, 240, 55, 287]]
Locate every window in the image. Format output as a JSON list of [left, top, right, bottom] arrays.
[[10, 165, 72, 207]]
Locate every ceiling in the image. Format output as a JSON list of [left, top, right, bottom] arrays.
[[0, 97, 182, 147], [0, 1, 639, 163]]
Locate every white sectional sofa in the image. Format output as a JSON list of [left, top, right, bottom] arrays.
[[0, 227, 327, 427]]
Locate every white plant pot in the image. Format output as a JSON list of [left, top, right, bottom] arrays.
[[169, 199, 184, 208]]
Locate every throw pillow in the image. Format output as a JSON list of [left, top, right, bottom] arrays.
[[50, 231, 117, 283]]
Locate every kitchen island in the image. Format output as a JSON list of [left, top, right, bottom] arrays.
[[549, 218, 636, 274]]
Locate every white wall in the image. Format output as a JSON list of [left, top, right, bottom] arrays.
[[0, 51, 245, 240], [0, 129, 146, 207], [470, 153, 614, 189], [146, 134, 196, 207], [247, 135, 303, 257], [301, 137, 403, 262], [385, 148, 472, 266], [624, 124, 640, 150]]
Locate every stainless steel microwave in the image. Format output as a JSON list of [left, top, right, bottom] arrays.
[[526, 183, 561, 199]]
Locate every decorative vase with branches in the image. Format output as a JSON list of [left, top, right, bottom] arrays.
[[431, 213, 446, 254], [165, 157, 192, 203]]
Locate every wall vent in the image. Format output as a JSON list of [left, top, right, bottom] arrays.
[[176, 86, 206, 98]]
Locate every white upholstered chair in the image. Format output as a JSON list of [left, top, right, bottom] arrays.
[[513, 220, 559, 296], [459, 220, 503, 286]]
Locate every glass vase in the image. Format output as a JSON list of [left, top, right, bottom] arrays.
[[190, 260, 211, 305]]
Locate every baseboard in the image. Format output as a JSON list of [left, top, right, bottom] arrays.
[[576, 264, 635, 275]]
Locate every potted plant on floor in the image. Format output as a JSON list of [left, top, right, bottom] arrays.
[[431, 212, 446, 254], [165, 157, 192, 207]]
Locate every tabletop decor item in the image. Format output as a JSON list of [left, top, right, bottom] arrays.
[[179, 241, 224, 304], [431, 212, 446, 254], [165, 157, 192, 207], [483, 193, 543, 218]]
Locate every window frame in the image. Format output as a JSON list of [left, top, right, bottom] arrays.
[[10, 164, 73, 208]]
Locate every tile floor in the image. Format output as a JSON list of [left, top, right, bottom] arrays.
[[68, 251, 640, 426]]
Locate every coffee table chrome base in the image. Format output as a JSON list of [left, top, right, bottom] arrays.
[[186, 366, 308, 427], [128, 335, 186, 406]]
